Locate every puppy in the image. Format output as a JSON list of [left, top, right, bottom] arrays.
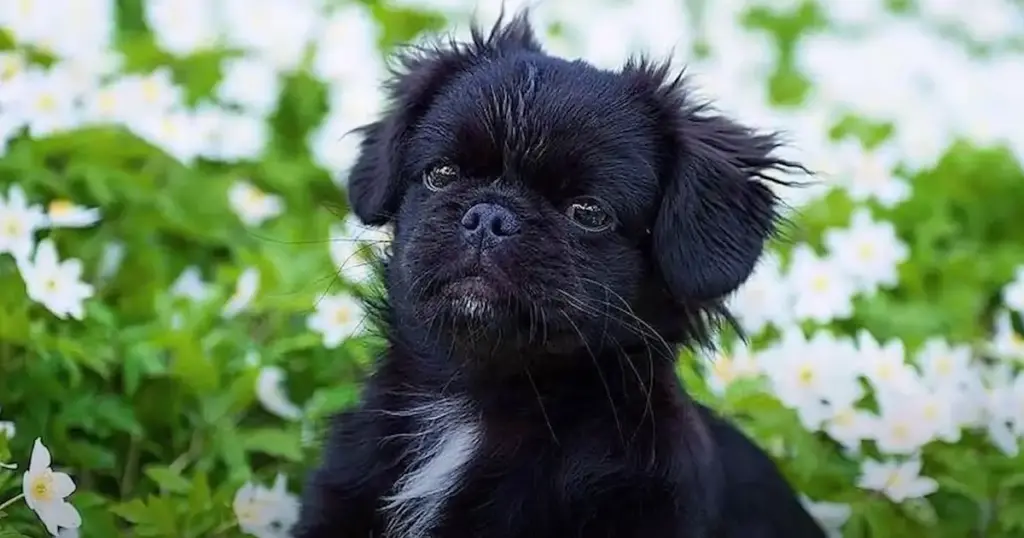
[[295, 13, 825, 538]]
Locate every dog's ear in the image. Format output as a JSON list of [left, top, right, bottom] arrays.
[[624, 60, 798, 303], [346, 11, 542, 226]]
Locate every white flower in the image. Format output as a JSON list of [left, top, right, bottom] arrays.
[[234, 474, 300, 538], [170, 266, 213, 302], [761, 329, 861, 431], [144, 0, 220, 56], [915, 337, 974, 392], [823, 401, 874, 451], [22, 439, 82, 536], [985, 373, 1024, 456], [986, 384, 1020, 456], [222, 267, 260, 318], [216, 56, 281, 116], [31, 0, 115, 62], [16, 66, 83, 138], [228, 181, 284, 227], [834, 140, 911, 208], [309, 113, 364, 177], [787, 245, 857, 324], [857, 459, 938, 503], [43, 200, 100, 229], [256, 366, 302, 421], [310, 4, 384, 86], [855, 331, 917, 393], [800, 496, 851, 538], [990, 310, 1024, 362], [727, 253, 793, 334], [220, 0, 319, 73], [0, 184, 46, 261], [113, 69, 186, 132], [204, 110, 269, 161], [18, 239, 95, 320], [306, 294, 364, 349], [824, 209, 908, 294], [1002, 266, 1024, 315], [329, 226, 374, 285], [96, 240, 126, 282], [134, 111, 207, 165], [705, 343, 761, 395], [0, 405, 15, 439], [870, 382, 940, 455]]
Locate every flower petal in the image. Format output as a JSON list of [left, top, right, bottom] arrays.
[[30, 438, 52, 472], [51, 472, 76, 498], [51, 500, 82, 529]]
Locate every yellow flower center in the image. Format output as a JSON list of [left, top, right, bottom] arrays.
[[29, 471, 54, 502], [891, 423, 909, 441], [243, 188, 266, 209], [810, 275, 830, 293], [876, 363, 893, 380], [36, 94, 57, 112], [884, 470, 903, 489], [98, 92, 118, 114], [142, 79, 161, 103], [923, 403, 938, 421], [797, 365, 815, 387], [833, 409, 853, 426], [17, 0, 35, 16], [712, 356, 736, 383], [0, 59, 22, 81], [935, 357, 952, 376], [49, 200, 74, 217], [162, 117, 177, 136], [857, 243, 874, 261], [334, 306, 352, 325], [43, 277, 59, 293], [1, 217, 23, 238]]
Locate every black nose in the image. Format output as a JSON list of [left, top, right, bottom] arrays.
[[461, 202, 520, 247]]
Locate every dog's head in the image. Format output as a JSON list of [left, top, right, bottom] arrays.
[[347, 14, 795, 367]]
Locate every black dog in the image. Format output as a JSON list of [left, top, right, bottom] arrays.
[[295, 13, 825, 538]]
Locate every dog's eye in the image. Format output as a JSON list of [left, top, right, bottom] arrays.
[[423, 164, 459, 191], [566, 197, 614, 232]]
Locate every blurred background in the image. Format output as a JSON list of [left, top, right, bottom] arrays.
[[1, 0, 1023, 536]]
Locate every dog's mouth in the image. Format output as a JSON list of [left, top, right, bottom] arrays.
[[443, 276, 500, 319]]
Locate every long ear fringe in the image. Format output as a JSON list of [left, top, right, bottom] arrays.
[[623, 56, 811, 346]]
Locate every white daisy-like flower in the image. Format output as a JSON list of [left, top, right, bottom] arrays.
[[0, 184, 46, 261], [306, 293, 364, 349], [43, 200, 100, 229], [256, 366, 303, 421], [18, 239, 95, 320], [857, 458, 938, 503], [228, 180, 284, 227], [170, 266, 213, 302], [222, 267, 260, 318], [0, 405, 15, 439], [22, 438, 82, 537], [233, 474, 300, 538]]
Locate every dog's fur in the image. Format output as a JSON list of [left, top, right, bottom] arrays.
[[295, 13, 825, 538]]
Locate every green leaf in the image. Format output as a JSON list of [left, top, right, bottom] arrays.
[[240, 427, 303, 462], [144, 465, 192, 494]]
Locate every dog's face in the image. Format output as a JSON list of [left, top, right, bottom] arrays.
[[346, 15, 793, 365]]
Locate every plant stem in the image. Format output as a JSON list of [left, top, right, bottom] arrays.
[[0, 493, 25, 512]]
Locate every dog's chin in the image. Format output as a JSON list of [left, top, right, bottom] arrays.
[[445, 276, 500, 320]]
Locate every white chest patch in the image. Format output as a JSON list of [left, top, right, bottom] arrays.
[[382, 398, 482, 538]]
